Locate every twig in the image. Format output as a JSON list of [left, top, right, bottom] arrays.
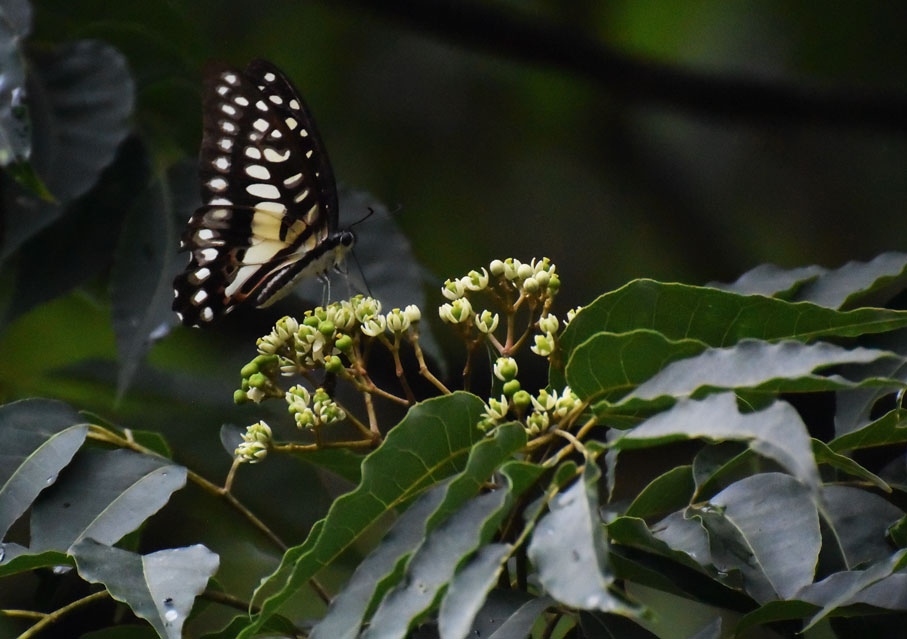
[[336, 0, 907, 132], [15, 591, 109, 639]]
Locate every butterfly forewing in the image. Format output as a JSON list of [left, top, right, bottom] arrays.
[[173, 60, 341, 326]]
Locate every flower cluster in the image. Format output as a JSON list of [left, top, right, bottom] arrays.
[[489, 257, 559, 296], [286, 385, 347, 429], [235, 421, 272, 463], [479, 385, 581, 434]]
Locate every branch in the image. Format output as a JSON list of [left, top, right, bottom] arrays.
[[336, 0, 907, 132]]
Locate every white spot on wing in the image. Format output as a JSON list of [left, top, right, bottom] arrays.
[[214, 156, 230, 171], [234, 96, 249, 106], [201, 307, 214, 321], [197, 229, 216, 240], [269, 94, 283, 105], [210, 197, 232, 206], [245, 147, 262, 160], [221, 121, 236, 133], [222, 72, 238, 85], [256, 201, 286, 215], [208, 209, 230, 220], [247, 183, 281, 199], [256, 100, 268, 111], [264, 72, 276, 82], [218, 138, 233, 151], [193, 289, 209, 304], [208, 177, 227, 191], [221, 104, 237, 116], [193, 267, 211, 283], [270, 129, 283, 139], [283, 173, 303, 188], [299, 129, 309, 137], [289, 99, 300, 110], [294, 188, 311, 203], [284, 117, 298, 130], [216, 85, 229, 96], [200, 248, 219, 262], [252, 118, 269, 132], [246, 164, 271, 180], [263, 148, 290, 163]]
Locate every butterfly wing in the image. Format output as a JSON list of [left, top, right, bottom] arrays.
[[173, 60, 340, 326]]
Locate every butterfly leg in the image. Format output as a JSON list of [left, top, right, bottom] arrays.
[[318, 272, 331, 306]]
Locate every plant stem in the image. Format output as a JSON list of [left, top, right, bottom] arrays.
[[273, 439, 377, 453], [87, 426, 287, 551], [409, 335, 451, 395], [15, 591, 109, 639]]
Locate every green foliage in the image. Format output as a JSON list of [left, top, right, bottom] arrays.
[[4, 2, 907, 638]]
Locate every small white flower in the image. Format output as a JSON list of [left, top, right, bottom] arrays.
[[476, 310, 499, 333], [403, 304, 422, 323], [386, 308, 411, 334], [538, 314, 559, 335], [463, 268, 489, 291], [439, 298, 473, 324], [531, 388, 558, 413], [530, 333, 555, 357], [482, 395, 509, 422], [441, 278, 467, 300], [361, 314, 387, 337], [489, 259, 506, 277]]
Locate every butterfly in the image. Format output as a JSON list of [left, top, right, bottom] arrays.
[[172, 59, 354, 327]]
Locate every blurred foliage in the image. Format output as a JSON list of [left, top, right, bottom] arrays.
[[1, 0, 906, 637]]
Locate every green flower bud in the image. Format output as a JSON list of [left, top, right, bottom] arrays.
[[234, 389, 249, 404], [493, 356, 519, 381], [325, 355, 344, 373], [240, 361, 259, 378], [248, 372, 269, 389], [318, 320, 336, 337], [512, 389, 532, 409], [547, 274, 561, 293], [502, 379, 521, 396], [303, 315, 320, 328], [530, 333, 554, 357], [335, 334, 353, 352]]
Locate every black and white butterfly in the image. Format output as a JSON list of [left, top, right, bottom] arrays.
[[172, 59, 354, 327]]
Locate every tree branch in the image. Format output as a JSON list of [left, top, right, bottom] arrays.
[[336, 0, 907, 132]]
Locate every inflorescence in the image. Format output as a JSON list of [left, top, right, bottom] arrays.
[[232, 258, 584, 463]]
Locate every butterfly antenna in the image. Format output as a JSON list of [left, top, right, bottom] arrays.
[[351, 249, 373, 298], [351, 206, 376, 228]]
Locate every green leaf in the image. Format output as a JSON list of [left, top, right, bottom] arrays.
[[0, 0, 30, 170], [1, 40, 135, 258], [0, 398, 87, 539], [609, 516, 712, 576], [528, 463, 639, 615], [614, 339, 896, 413], [362, 486, 514, 638], [111, 162, 196, 397], [438, 543, 513, 639], [696, 472, 820, 602], [811, 439, 889, 491], [829, 408, 907, 451], [691, 442, 761, 500], [310, 423, 529, 639], [478, 592, 553, 639], [296, 447, 365, 485], [614, 394, 820, 491], [794, 252, 907, 310], [821, 485, 904, 568], [30, 448, 186, 552], [737, 550, 907, 633], [0, 545, 71, 577], [5, 137, 149, 324], [554, 279, 907, 388], [80, 625, 161, 639], [200, 614, 300, 639], [240, 392, 485, 638], [565, 330, 706, 403], [625, 465, 695, 520], [710, 263, 825, 299], [71, 539, 219, 639]]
